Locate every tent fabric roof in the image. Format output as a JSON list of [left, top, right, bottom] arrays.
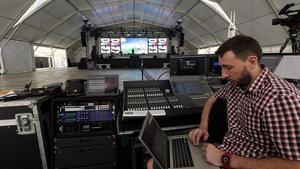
[[1, 0, 298, 50]]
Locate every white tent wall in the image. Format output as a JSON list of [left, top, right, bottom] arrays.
[[274, 55, 300, 79], [0, 39, 35, 74], [52, 48, 68, 68], [67, 46, 85, 64]]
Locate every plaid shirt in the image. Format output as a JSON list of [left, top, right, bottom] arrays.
[[214, 67, 300, 160]]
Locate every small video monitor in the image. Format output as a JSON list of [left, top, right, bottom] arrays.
[[85, 75, 119, 96], [170, 55, 206, 76], [207, 54, 221, 76]]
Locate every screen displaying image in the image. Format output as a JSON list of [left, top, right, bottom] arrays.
[[148, 38, 158, 53], [158, 38, 167, 53], [111, 38, 121, 53], [101, 38, 110, 46], [101, 38, 111, 53], [121, 38, 148, 54]]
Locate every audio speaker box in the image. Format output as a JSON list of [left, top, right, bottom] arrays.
[[81, 31, 87, 47], [168, 30, 173, 40], [171, 45, 175, 55], [179, 33, 184, 47], [66, 79, 86, 96]]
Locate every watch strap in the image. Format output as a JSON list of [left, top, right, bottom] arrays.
[[222, 152, 232, 169]]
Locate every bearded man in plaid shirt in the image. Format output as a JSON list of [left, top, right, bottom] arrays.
[[187, 35, 300, 169]]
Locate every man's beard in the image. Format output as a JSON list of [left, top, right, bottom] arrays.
[[236, 69, 252, 90]]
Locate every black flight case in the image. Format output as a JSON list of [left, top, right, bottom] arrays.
[[0, 96, 53, 169]]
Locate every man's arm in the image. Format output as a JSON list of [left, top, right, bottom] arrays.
[[231, 155, 300, 169], [189, 95, 217, 145], [199, 95, 217, 129], [202, 143, 300, 169]]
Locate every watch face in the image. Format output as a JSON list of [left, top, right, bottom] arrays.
[[222, 156, 230, 163], [222, 153, 232, 169]]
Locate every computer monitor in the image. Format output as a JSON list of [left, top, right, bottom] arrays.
[[85, 75, 119, 96], [170, 55, 206, 76], [207, 54, 221, 76]]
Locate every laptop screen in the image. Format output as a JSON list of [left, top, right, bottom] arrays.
[[138, 113, 168, 169]]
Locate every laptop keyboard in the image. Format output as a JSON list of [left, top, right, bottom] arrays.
[[172, 138, 194, 168]]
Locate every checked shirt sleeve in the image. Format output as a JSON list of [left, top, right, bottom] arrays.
[[263, 94, 300, 160], [214, 82, 232, 99]]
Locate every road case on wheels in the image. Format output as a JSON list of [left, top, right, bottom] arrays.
[[0, 96, 52, 169]]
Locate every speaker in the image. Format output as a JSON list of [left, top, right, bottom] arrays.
[[171, 45, 175, 55], [168, 30, 173, 40], [81, 31, 87, 47], [179, 33, 184, 47], [66, 79, 86, 96]]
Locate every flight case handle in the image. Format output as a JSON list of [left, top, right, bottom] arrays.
[[15, 113, 36, 135]]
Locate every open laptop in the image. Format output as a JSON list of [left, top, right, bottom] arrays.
[[138, 113, 218, 169]]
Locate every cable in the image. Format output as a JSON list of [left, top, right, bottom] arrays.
[[156, 71, 170, 80]]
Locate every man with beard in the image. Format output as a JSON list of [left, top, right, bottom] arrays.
[[146, 35, 300, 169], [187, 35, 300, 169]]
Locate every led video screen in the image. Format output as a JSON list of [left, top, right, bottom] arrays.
[[100, 38, 168, 54], [110, 38, 121, 53], [121, 38, 148, 54], [100, 38, 110, 53], [158, 38, 167, 53], [148, 38, 158, 53]]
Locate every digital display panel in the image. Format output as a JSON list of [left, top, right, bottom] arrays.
[[158, 38, 167, 53], [110, 38, 121, 53], [121, 38, 148, 54], [99, 38, 168, 54], [148, 38, 158, 53], [100, 38, 111, 53]]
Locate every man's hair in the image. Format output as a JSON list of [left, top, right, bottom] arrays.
[[215, 35, 262, 61]]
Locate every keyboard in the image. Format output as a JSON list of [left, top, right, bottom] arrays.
[[172, 138, 194, 168]]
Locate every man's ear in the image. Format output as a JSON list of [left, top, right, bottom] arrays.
[[247, 56, 258, 69]]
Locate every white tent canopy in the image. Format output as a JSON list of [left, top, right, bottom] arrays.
[[1, 0, 298, 50], [0, 0, 299, 72]]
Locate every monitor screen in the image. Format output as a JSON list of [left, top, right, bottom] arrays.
[[86, 75, 119, 96], [260, 55, 282, 72], [100, 38, 168, 55], [139, 114, 168, 169], [207, 55, 221, 76], [100, 38, 111, 53], [121, 38, 148, 54], [148, 38, 158, 53], [110, 38, 121, 53], [170, 55, 206, 76], [158, 38, 168, 53]]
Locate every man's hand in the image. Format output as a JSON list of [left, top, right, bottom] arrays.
[[147, 159, 154, 169], [188, 127, 209, 146], [201, 143, 224, 166]]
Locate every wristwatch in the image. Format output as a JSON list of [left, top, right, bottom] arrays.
[[221, 152, 232, 169]]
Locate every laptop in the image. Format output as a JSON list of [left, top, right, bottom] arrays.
[[138, 113, 218, 169]]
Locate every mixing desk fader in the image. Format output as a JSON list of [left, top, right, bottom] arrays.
[[144, 87, 164, 97], [127, 88, 148, 111], [166, 95, 184, 109], [127, 88, 145, 98], [127, 97, 148, 111], [189, 94, 207, 107], [144, 87, 170, 110], [122, 80, 209, 119]]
